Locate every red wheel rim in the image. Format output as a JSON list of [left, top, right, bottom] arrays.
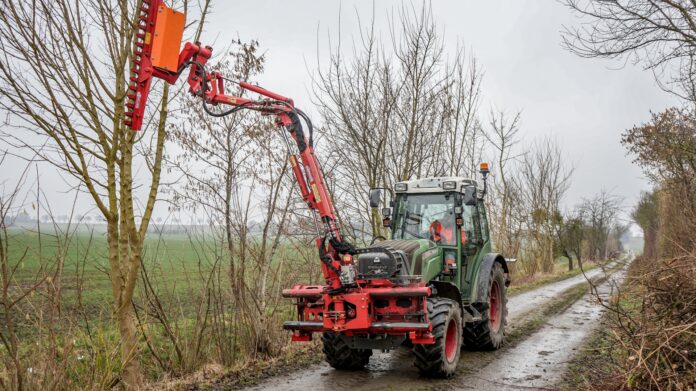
[[489, 280, 501, 333], [444, 318, 458, 362]]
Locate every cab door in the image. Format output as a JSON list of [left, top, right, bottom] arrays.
[[460, 203, 484, 289]]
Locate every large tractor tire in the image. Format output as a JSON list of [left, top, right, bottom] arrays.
[[413, 297, 462, 378], [463, 262, 508, 350], [322, 332, 372, 370]]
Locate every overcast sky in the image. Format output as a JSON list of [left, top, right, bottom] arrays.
[[0, 1, 680, 225], [206, 0, 678, 216]]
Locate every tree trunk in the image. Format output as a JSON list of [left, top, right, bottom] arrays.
[[371, 207, 384, 239], [644, 227, 657, 259], [564, 249, 573, 271], [117, 301, 142, 388]]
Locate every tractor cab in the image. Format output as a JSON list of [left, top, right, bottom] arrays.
[[390, 177, 482, 247], [369, 176, 491, 286]]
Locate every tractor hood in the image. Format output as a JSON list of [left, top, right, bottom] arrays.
[[358, 239, 440, 279]]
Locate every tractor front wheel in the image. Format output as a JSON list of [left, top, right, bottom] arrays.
[[413, 297, 462, 378], [463, 262, 508, 350], [322, 332, 372, 370]]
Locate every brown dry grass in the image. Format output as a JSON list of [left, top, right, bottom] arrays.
[[148, 340, 322, 391]]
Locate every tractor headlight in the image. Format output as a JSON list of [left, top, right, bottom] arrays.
[[443, 181, 456, 190], [395, 183, 408, 192]]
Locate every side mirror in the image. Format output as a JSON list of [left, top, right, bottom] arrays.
[[369, 188, 381, 208], [454, 206, 464, 226], [382, 217, 391, 228], [463, 186, 477, 206]]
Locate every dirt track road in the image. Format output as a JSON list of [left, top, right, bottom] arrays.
[[242, 258, 630, 391]]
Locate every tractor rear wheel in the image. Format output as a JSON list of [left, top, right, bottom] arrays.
[[322, 332, 372, 370], [463, 262, 508, 350], [413, 297, 462, 378]]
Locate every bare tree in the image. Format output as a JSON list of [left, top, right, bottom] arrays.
[[578, 190, 623, 260], [440, 58, 484, 178], [484, 110, 522, 259], [0, 155, 30, 390], [390, 4, 448, 181], [518, 138, 573, 274], [170, 40, 265, 298], [0, 0, 209, 387], [555, 209, 585, 270], [313, 3, 484, 240], [562, 0, 696, 100], [312, 10, 397, 239], [170, 42, 308, 357]]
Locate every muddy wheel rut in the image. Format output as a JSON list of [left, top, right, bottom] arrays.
[[236, 258, 630, 391]]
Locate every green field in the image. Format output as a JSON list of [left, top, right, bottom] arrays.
[[6, 226, 236, 315], [3, 226, 309, 385], [7, 226, 589, 311]]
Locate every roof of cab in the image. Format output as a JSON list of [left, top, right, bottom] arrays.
[[396, 177, 477, 194]]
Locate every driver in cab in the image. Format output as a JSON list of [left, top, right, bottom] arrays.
[[429, 217, 467, 246]]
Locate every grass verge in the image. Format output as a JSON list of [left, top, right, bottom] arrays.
[[559, 321, 619, 390], [508, 261, 600, 296], [150, 341, 323, 390]]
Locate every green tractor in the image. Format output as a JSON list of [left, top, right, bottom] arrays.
[[366, 164, 511, 375], [284, 163, 511, 377]]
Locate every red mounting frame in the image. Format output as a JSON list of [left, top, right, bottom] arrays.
[[282, 282, 435, 344]]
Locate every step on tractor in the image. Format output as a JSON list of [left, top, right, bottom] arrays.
[[129, 1, 511, 377]]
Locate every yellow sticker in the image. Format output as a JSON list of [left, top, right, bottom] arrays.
[[145, 32, 151, 45], [311, 184, 322, 203], [289, 155, 297, 167], [228, 97, 237, 104]]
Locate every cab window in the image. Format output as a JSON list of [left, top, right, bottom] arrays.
[[393, 193, 456, 245], [478, 203, 489, 243]]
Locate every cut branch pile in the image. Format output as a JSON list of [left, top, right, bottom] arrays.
[[604, 255, 696, 390]]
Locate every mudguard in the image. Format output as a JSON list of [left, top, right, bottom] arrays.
[[473, 253, 508, 304], [430, 280, 461, 303]]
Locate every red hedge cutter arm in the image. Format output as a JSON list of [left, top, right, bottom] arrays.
[[125, 0, 358, 292]]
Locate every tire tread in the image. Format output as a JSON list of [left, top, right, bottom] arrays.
[[322, 332, 372, 370], [463, 262, 508, 350], [413, 297, 461, 378]]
